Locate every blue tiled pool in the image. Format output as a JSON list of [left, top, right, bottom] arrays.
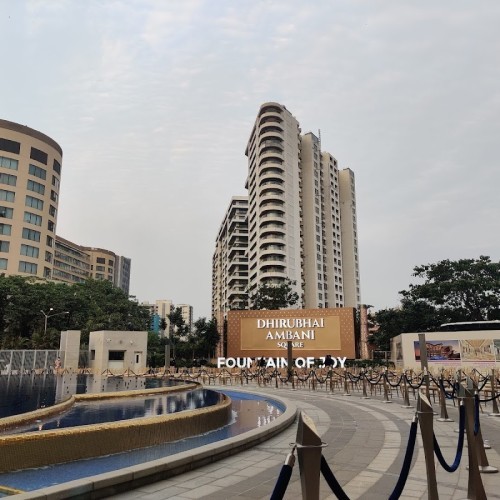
[[0, 389, 285, 493]]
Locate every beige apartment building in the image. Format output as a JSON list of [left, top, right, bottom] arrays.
[[0, 119, 132, 294], [0, 119, 62, 280], [53, 236, 131, 294], [212, 103, 361, 322]]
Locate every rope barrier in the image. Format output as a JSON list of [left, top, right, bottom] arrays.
[[388, 417, 419, 500], [269, 447, 296, 500], [433, 403, 465, 472], [320, 455, 350, 500]]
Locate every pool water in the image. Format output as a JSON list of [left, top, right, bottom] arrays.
[[3, 388, 223, 434], [0, 390, 284, 492], [0, 374, 182, 419]]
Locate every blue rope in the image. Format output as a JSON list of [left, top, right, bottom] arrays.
[[320, 455, 350, 500], [474, 394, 480, 436], [433, 404, 465, 472], [270, 464, 293, 500], [388, 419, 418, 500]]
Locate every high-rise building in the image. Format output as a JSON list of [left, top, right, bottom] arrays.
[[177, 304, 194, 333], [212, 196, 249, 323], [212, 102, 361, 320], [0, 119, 63, 279], [0, 119, 133, 295], [139, 300, 193, 337], [52, 236, 132, 295]]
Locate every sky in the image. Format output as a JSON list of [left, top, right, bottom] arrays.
[[1, 1, 499, 319]]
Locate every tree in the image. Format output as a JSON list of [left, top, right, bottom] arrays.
[[249, 278, 300, 310], [368, 256, 500, 350], [167, 307, 189, 359], [368, 301, 444, 351], [400, 256, 500, 322], [190, 317, 219, 359], [0, 276, 150, 349]]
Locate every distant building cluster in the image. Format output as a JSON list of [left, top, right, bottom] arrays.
[[141, 299, 193, 336], [212, 102, 361, 321], [0, 119, 131, 294]]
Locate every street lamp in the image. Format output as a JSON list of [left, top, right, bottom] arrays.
[[40, 308, 69, 337]]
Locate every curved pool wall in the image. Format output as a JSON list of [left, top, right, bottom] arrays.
[[0, 384, 233, 473], [10, 389, 297, 500], [0, 382, 198, 432], [0, 373, 184, 419]]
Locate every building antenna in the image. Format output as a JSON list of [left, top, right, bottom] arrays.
[[318, 129, 321, 149]]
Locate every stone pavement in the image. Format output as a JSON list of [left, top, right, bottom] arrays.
[[108, 382, 500, 500]]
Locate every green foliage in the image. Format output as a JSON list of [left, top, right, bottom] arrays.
[[0, 276, 150, 349], [249, 278, 300, 310], [401, 256, 500, 322], [369, 256, 500, 350]]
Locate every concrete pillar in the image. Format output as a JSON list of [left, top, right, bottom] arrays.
[[60, 330, 81, 371]]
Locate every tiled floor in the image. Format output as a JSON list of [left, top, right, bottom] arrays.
[[108, 383, 500, 499]]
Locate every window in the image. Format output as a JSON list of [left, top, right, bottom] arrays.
[[0, 156, 18, 170], [18, 261, 38, 274], [108, 351, 125, 361], [43, 267, 51, 278], [96, 265, 105, 271], [24, 212, 42, 226], [26, 196, 44, 210], [49, 205, 57, 217], [0, 241, 9, 252], [53, 159, 61, 175], [30, 147, 48, 165], [29, 164, 47, 180], [22, 228, 41, 242], [45, 251, 52, 263], [0, 206, 13, 219], [0, 258, 7, 270], [46, 235, 53, 247], [51, 175, 60, 189], [96, 257, 105, 264], [21, 244, 39, 258], [0, 189, 15, 202], [90, 350, 96, 361], [47, 220, 55, 232], [27, 180, 45, 195], [108, 259, 114, 266], [0, 173, 17, 186], [50, 190, 58, 202], [0, 138, 20, 154], [0, 224, 11, 235]]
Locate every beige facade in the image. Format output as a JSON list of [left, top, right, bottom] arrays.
[[177, 304, 193, 332], [53, 235, 131, 294], [0, 119, 62, 279], [0, 120, 132, 294], [88, 330, 148, 374], [212, 103, 361, 326], [212, 197, 249, 317]]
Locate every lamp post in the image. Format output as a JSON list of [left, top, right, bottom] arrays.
[[40, 308, 69, 337]]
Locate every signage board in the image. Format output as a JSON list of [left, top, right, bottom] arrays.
[[226, 307, 356, 359]]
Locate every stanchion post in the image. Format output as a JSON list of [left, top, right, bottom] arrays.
[[382, 368, 392, 403], [362, 369, 370, 399], [489, 369, 500, 417], [463, 384, 488, 499], [296, 411, 322, 500], [466, 377, 498, 474], [438, 370, 453, 422], [343, 368, 350, 396], [401, 372, 412, 408], [417, 392, 439, 500], [418, 333, 430, 401]]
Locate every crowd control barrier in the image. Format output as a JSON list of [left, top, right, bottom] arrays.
[[269, 376, 498, 500]]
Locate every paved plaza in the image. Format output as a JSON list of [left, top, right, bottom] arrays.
[[106, 382, 500, 500]]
